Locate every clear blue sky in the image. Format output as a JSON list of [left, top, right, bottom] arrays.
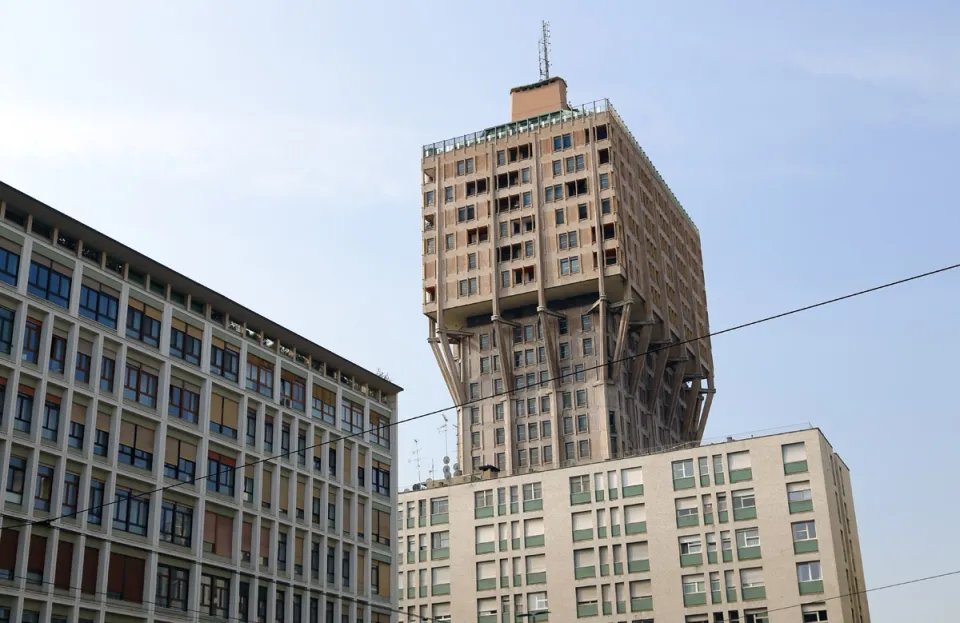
[[2, 1, 958, 619]]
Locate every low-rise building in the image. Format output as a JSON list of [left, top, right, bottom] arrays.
[[396, 427, 868, 623]]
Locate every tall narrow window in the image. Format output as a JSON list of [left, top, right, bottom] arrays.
[[163, 437, 197, 482], [0, 240, 21, 286], [246, 355, 274, 398], [210, 337, 240, 381], [14, 385, 35, 433], [209, 392, 240, 439], [118, 420, 155, 471], [113, 487, 149, 535], [49, 334, 67, 373], [170, 318, 203, 366], [0, 305, 15, 354], [75, 339, 93, 383], [22, 318, 41, 364], [100, 352, 116, 392], [207, 451, 237, 496], [41, 396, 60, 441], [125, 299, 162, 347], [168, 380, 201, 423], [79, 279, 119, 328], [28, 257, 72, 307], [124, 361, 159, 408]]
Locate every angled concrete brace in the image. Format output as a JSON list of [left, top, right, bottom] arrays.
[[628, 320, 657, 396], [664, 359, 689, 426], [610, 299, 633, 381], [695, 376, 716, 439]]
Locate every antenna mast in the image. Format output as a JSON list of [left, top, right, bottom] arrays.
[[538, 20, 551, 80], [409, 439, 422, 482]]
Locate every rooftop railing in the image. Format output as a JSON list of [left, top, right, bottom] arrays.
[[421, 98, 698, 234]]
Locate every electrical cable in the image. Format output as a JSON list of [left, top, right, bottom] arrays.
[[1, 260, 957, 533]]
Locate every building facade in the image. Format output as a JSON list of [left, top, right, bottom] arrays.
[[396, 428, 869, 623], [0, 182, 400, 623], [420, 77, 715, 475]]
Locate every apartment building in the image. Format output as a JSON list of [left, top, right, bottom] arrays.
[[421, 77, 715, 475], [0, 182, 401, 623], [396, 427, 869, 623]]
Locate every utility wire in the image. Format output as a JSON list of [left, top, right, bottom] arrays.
[[2, 261, 957, 532]]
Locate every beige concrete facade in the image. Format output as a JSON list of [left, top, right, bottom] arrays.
[[396, 428, 869, 623], [420, 79, 714, 476], [0, 182, 401, 623]]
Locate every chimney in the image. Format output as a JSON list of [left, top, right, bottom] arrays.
[[510, 77, 569, 121]]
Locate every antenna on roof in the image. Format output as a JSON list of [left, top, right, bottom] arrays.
[[538, 20, 551, 80], [409, 440, 422, 482]]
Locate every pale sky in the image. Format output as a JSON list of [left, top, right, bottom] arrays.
[[2, 1, 959, 620]]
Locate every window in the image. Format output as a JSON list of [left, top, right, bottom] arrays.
[[170, 318, 203, 366], [801, 603, 829, 622], [736, 528, 760, 548], [0, 305, 14, 353], [14, 387, 34, 433], [204, 511, 235, 557], [114, 487, 150, 535], [522, 482, 542, 501], [164, 438, 197, 482], [673, 459, 694, 480], [126, 299, 161, 347], [793, 520, 817, 542], [599, 173, 609, 189], [124, 361, 159, 407], [87, 478, 105, 524], [581, 313, 592, 330], [373, 508, 391, 546], [797, 561, 823, 583], [93, 413, 110, 456], [75, 347, 92, 383], [280, 371, 307, 411], [570, 475, 590, 494], [341, 399, 364, 434], [601, 198, 611, 214], [107, 552, 146, 603], [552, 133, 572, 151], [200, 574, 230, 617], [32, 464, 55, 512], [168, 381, 200, 423], [788, 481, 813, 503], [79, 281, 119, 328], [207, 451, 237, 496], [579, 439, 591, 458], [49, 334, 67, 373], [559, 256, 580, 275], [160, 501, 193, 547], [118, 420, 155, 470], [474, 490, 493, 510], [68, 408, 85, 449], [246, 355, 275, 397], [373, 460, 391, 496], [156, 563, 189, 611], [22, 318, 41, 363], [210, 337, 240, 381], [41, 398, 60, 441], [457, 205, 476, 222], [209, 392, 240, 438], [0, 243, 19, 285], [683, 575, 706, 595], [100, 354, 116, 392], [312, 385, 336, 424], [62, 471, 80, 515], [28, 257, 72, 307], [733, 489, 756, 510], [4, 456, 26, 505]]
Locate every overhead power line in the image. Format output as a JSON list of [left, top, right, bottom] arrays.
[[1, 261, 957, 532]]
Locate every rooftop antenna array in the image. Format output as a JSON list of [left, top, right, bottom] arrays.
[[538, 20, 551, 81], [409, 439, 422, 482], [438, 415, 450, 458]]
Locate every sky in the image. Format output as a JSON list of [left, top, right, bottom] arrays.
[[1, 1, 958, 619]]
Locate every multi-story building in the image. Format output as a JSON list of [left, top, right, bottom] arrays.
[[0, 182, 401, 623], [420, 77, 715, 475], [396, 427, 870, 623]]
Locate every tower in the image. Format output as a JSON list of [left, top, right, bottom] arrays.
[[420, 79, 714, 475]]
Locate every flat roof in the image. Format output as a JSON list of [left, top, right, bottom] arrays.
[[0, 180, 403, 395]]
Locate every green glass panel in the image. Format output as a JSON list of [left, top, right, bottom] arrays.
[[406, 552, 414, 564], [511, 502, 519, 514], [608, 489, 619, 500], [570, 492, 592, 505], [630, 597, 653, 612], [789, 500, 814, 514], [726, 588, 738, 602], [499, 539, 508, 552], [597, 527, 607, 538], [718, 511, 729, 523], [475, 506, 495, 519], [407, 517, 414, 529], [526, 572, 547, 585], [498, 504, 507, 516], [729, 468, 752, 483], [625, 521, 647, 534], [784, 460, 808, 475], [476, 578, 496, 591], [575, 566, 596, 579], [613, 562, 623, 575], [676, 514, 700, 528], [595, 490, 605, 502], [704, 512, 714, 525], [406, 587, 414, 599], [680, 553, 703, 567], [622, 484, 644, 497], [794, 539, 819, 554], [627, 559, 649, 573], [683, 593, 707, 607], [611, 525, 621, 537], [737, 546, 761, 560], [733, 507, 757, 521], [432, 584, 450, 596], [525, 535, 545, 547], [431, 513, 449, 525], [419, 516, 427, 527], [599, 564, 609, 576], [576, 604, 598, 618], [673, 476, 696, 490], [513, 574, 522, 586], [478, 615, 497, 623], [476, 542, 495, 554], [419, 550, 426, 562], [700, 475, 711, 487], [616, 601, 626, 614], [572, 529, 594, 541], [602, 602, 612, 615], [512, 538, 521, 550], [419, 586, 427, 597], [722, 550, 733, 562], [523, 499, 543, 512], [500, 576, 509, 588], [711, 590, 722, 604], [715, 473, 725, 485], [707, 551, 718, 564], [799, 580, 824, 595], [742, 586, 766, 600]]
